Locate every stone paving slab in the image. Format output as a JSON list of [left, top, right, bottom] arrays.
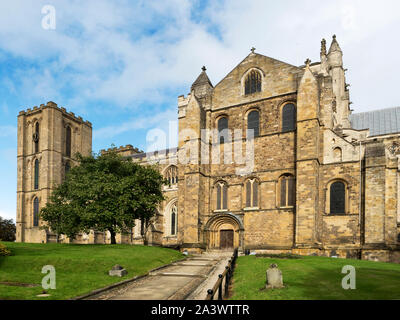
[[87, 253, 228, 300]]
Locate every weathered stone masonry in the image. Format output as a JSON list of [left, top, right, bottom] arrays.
[[17, 36, 400, 263]]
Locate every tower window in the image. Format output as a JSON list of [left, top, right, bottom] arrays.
[[66, 126, 72, 157], [245, 70, 262, 95], [282, 103, 296, 132], [171, 204, 177, 236], [247, 110, 260, 138], [330, 181, 346, 214], [279, 175, 295, 207], [33, 197, 39, 227], [34, 159, 39, 190], [218, 117, 229, 144], [34, 122, 40, 153], [165, 166, 178, 186]]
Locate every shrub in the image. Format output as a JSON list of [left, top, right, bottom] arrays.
[[0, 243, 11, 256]]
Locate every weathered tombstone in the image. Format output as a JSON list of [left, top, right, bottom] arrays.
[[266, 263, 284, 289], [109, 264, 128, 277]]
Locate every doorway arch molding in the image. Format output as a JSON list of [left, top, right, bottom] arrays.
[[204, 213, 244, 250]]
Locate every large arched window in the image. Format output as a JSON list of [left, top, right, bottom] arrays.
[[330, 181, 346, 214], [34, 159, 39, 190], [170, 204, 177, 236], [216, 182, 228, 210], [282, 103, 296, 132], [165, 166, 178, 186], [66, 126, 72, 157], [279, 174, 295, 207], [33, 197, 39, 227], [245, 70, 262, 95], [247, 110, 259, 138], [218, 117, 229, 144], [34, 122, 40, 153], [245, 179, 259, 208]]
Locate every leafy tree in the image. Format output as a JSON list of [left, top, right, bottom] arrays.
[[40, 151, 165, 244], [0, 217, 16, 242]]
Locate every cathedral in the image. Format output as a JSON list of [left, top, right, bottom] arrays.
[[16, 36, 400, 263]]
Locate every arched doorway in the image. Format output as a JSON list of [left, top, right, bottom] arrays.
[[204, 213, 244, 251]]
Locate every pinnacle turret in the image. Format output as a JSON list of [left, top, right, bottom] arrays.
[[191, 66, 213, 91]]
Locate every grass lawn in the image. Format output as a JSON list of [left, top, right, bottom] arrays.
[[0, 242, 184, 300], [230, 255, 400, 300]]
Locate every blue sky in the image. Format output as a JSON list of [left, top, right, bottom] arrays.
[[1, 0, 400, 221]]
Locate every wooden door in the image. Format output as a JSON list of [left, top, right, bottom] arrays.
[[220, 230, 234, 249]]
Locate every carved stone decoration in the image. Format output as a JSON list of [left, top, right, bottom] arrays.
[[321, 38, 327, 56]]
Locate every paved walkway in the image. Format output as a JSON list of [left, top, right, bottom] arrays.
[[87, 252, 232, 300]]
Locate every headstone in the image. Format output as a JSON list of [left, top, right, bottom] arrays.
[[109, 265, 128, 277], [266, 263, 284, 289]]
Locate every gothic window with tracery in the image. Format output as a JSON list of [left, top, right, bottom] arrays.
[[165, 166, 178, 186], [245, 70, 262, 95]]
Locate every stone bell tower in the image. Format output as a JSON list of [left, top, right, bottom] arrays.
[[16, 101, 92, 243]]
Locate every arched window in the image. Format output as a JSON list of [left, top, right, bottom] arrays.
[[34, 159, 39, 190], [245, 70, 262, 95], [245, 179, 259, 208], [170, 204, 177, 236], [33, 197, 39, 227], [279, 175, 295, 207], [66, 126, 72, 157], [282, 103, 296, 132], [333, 147, 342, 162], [218, 117, 229, 144], [216, 182, 228, 210], [165, 166, 178, 186], [34, 122, 40, 153], [247, 110, 259, 138], [330, 181, 345, 214]]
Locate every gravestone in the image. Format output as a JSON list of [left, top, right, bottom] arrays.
[[109, 264, 128, 277], [266, 263, 284, 289]]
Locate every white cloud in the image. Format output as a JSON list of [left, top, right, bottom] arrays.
[[94, 106, 178, 140], [0, 0, 399, 114]]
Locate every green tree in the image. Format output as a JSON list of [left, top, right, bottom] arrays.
[[0, 217, 16, 242], [40, 151, 165, 244]]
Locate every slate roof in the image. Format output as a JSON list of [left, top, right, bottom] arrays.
[[350, 107, 400, 136]]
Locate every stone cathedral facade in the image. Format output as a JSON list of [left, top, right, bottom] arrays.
[[16, 36, 400, 262]]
